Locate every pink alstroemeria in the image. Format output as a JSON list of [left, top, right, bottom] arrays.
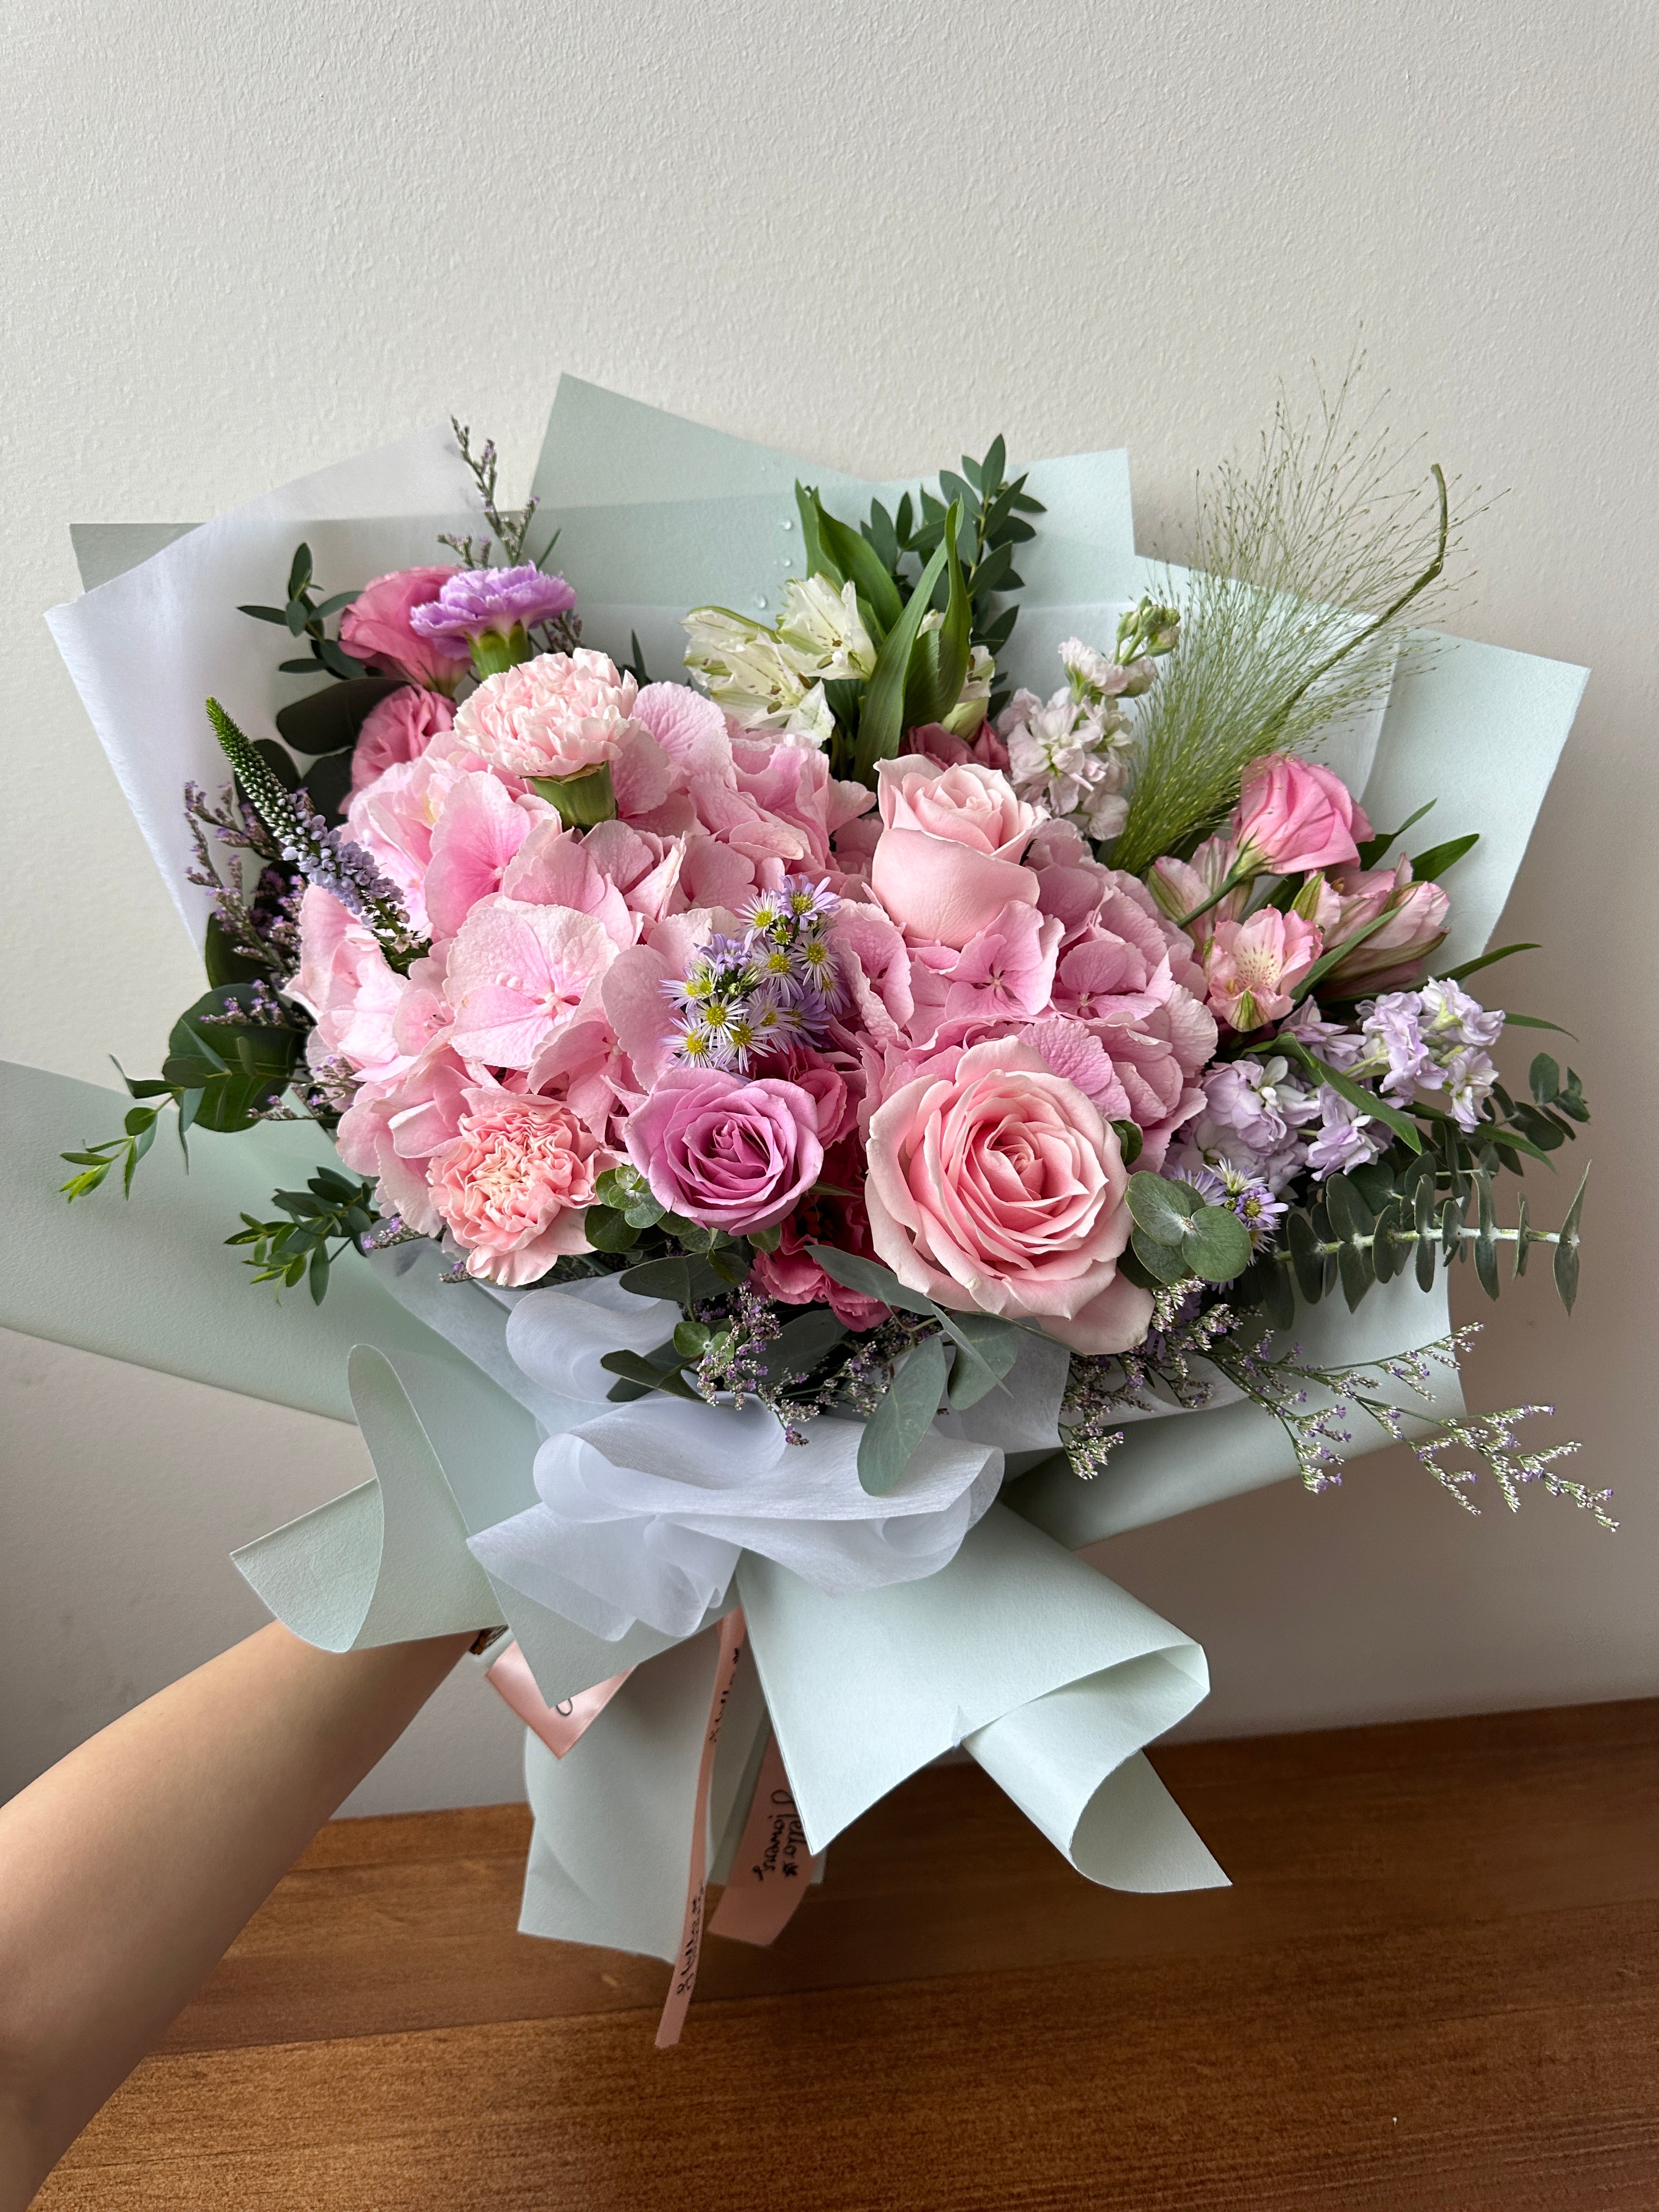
[[445, 895, 620, 1070], [1310, 857, 1451, 992], [1203, 909, 1323, 1032]]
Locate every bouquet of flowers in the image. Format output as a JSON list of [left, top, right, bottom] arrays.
[[42, 379, 1603, 2042]]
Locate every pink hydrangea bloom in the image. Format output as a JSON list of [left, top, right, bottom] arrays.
[[454, 649, 645, 781], [338, 567, 468, 691], [1203, 909, 1323, 1031], [427, 1091, 615, 1285], [444, 895, 620, 1069], [864, 1035, 1152, 1355], [288, 887, 410, 1084]]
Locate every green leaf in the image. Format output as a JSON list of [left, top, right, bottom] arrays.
[[1355, 800, 1436, 869], [161, 986, 299, 1131], [1130, 1229, 1192, 1286], [902, 501, 972, 730], [1474, 1177, 1500, 1301], [980, 434, 1007, 492], [1529, 1054, 1562, 1103], [1238, 1251, 1296, 1331], [1410, 832, 1480, 881], [1185, 1204, 1252, 1283], [238, 603, 291, 625], [600, 1348, 701, 1403], [317, 637, 370, 681], [1285, 1211, 1328, 1303], [794, 483, 829, 582], [1503, 1013, 1576, 1036], [1110, 1118, 1143, 1167], [1124, 1171, 1200, 1247], [1553, 1163, 1589, 1314], [936, 1311, 1020, 1408], [808, 1244, 936, 1316], [1322, 1173, 1375, 1243], [763, 1307, 848, 1385], [812, 500, 902, 635], [854, 534, 951, 778], [583, 1205, 640, 1253], [1442, 942, 1540, 984], [1370, 1197, 1404, 1284], [286, 542, 314, 601], [857, 1335, 948, 1496], [309, 1245, 331, 1305], [275, 676, 403, 757], [618, 1253, 691, 1304], [202, 914, 267, 986]]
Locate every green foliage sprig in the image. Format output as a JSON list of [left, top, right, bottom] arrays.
[[227, 1166, 379, 1302], [239, 542, 368, 681]]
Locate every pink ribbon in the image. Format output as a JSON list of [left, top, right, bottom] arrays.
[[656, 1607, 748, 2050], [486, 1640, 633, 1759], [708, 1730, 822, 1946]]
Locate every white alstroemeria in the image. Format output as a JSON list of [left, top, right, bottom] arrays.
[[682, 603, 809, 729], [780, 681, 836, 750], [941, 644, 997, 738], [776, 574, 876, 685]]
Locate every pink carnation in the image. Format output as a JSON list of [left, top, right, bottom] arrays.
[[427, 1091, 614, 1285], [864, 1035, 1152, 1355], [338, 568, 469, 691], [899, 720, 1011, 774], [453, 649, 644, 781], [350, 686, 455, 797]]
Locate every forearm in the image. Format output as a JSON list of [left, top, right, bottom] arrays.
[[0, 1622, 471, 2207]]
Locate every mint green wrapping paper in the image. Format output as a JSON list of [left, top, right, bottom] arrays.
[[18, 380, 1584, 1963]]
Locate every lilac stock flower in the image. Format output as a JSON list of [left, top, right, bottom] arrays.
[[1360, 991, 1435, 1100], [409, 563, 576, 642], [1306, 1087, 1390, 1180]]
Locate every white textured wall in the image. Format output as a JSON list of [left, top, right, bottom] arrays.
[[4, 0, 1656, 1807]]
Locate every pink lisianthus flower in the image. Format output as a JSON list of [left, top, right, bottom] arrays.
[[899, 720, 1011, 774], [1232, 754, 1372, 876], [453, 649, 645, 781], [338, 567, 469, 692], [625, 1068, 823, 1232], [870, 757, 1041, 949], [1311, 857, 1451, 992], [350, 686, 456, 797], [864, 1035, 1152, 1356], [1203, 909, 1323, 1032], [427, 1090, 616, 1285]]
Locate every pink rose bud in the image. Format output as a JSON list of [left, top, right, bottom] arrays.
[[625, 1068, 823, 1232], [870, 757, 1041, 949], [349, 685, 456, 797], [1232, 753, 1372, 876], [338, 567, 470, 692]]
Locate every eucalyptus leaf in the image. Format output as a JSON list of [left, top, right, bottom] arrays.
[[1553, 1164, 1589, 1314], [1124, 1171, 1199, 1247], [808, 1244, 937, 1316], [1184, 1204, 1252, 1283], [857, 1335, 948, 1496]]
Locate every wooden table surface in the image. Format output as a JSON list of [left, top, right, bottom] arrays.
[[35, 1699, 1659, 2210]]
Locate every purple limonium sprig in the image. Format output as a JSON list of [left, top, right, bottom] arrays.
[[409, 563, 576, 641]]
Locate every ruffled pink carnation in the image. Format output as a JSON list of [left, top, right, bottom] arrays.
[[453, 649, 644, 781], [427, 1091, 614, 1285]]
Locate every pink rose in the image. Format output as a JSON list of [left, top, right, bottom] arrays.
[[864, 1036, 1152, 1356], [427, 1091, 614, 1285], [870, 757, 1042, 949], [350, 686, 456, 797], [453, 648, 644, 781], [625, 1068, 823, 1232], [1203, 909, 1322, 1031], [1313, 858, 1450, 992], [338, 568, 469, 691], [899, 720, 1011, 774], [1232, 754, 1372, 876]]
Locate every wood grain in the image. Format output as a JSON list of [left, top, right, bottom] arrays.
[[35, 1700, 1659, 2210]]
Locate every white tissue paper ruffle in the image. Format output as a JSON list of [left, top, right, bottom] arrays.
[[466, 1285, 1005, 1639]]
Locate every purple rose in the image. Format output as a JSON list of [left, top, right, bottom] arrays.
[[626, 1069, 823, 1232], [408, 563, 577, 643]]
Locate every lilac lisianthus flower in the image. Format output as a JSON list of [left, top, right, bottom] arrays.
[[409, 563, 577, 644]]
